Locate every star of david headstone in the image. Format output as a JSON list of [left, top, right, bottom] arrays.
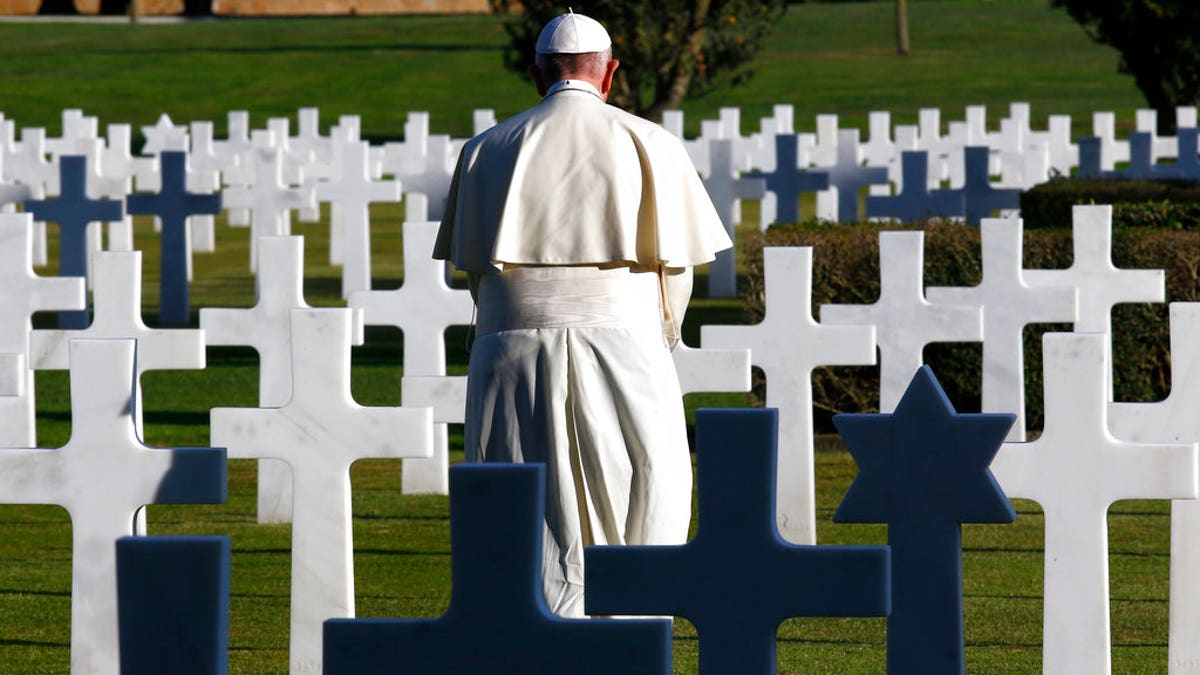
[[24, 155, 124, 328], [834, 365, 1015, 674], [323, 463, 672, 674], [585, 408, 891, 675], [0, 338, 226, 674], [1107, 303, 1200, 673], [127, 151, 222, 325]]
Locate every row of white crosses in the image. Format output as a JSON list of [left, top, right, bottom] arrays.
[[3, 104, 1196, 307], [703, 203, 1200, 673], [0, 211, 440, 673]]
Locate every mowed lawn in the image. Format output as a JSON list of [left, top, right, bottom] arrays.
[[0, 1, 1174, 673]]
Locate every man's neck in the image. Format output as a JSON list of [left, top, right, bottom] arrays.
[[545, 79, 604, 100]]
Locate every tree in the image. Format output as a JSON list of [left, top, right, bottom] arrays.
[[487, 1, 787, 120], [895, 0, 910, 56], [1052, 0, 1200, 132]]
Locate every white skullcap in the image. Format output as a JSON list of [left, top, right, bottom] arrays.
[[535, 10, 612, 55]]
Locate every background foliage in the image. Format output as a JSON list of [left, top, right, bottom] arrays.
[[486, 0, 787, 118]]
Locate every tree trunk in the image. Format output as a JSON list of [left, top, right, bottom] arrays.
[[648, 0, 712, 121], [896, 0, 910, 56], [1131, 58, 1178, 134]]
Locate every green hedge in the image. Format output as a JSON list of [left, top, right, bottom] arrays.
[[740, 220, 1200, 434], [1020, 178, 1200, 230]]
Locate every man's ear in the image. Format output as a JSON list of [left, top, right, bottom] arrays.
[[600, 59, 620, 98], [529, 64, 549, 98]]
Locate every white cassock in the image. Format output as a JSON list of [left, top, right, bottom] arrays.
[[434, 79, 731, 617]]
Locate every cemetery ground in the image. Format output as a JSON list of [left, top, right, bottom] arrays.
[[0, 205, 1177, 673], [0, 0, 1175, 672]]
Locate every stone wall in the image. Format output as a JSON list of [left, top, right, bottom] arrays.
[[0, 0, 490, 13], [212, 0, 490, 14]]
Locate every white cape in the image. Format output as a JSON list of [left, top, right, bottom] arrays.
[[434, 88, 731, 272]]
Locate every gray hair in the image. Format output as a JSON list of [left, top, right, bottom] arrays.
[[534, 48, 612, 83]]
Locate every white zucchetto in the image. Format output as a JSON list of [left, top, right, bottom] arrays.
[[535, 10, 612, 55]]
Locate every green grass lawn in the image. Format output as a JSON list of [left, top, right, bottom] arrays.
[[0, 0, 1145, 142], [0, 2, 1178, 672]]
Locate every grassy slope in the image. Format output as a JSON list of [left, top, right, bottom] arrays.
[[0, 0, 1144, 140], [0, 2, 1170, 672]]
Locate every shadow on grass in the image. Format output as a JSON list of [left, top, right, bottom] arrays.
[[0, 588, 69, 598]]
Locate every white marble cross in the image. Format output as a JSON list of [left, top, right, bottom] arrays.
[[8, 130, 57, 263], [45, 109, 98, 160], [140, 113, 189, 157], [822, 129, 888, 222], [223, 136, 317, 271], [1024, 205, 1165, 396], [0, 338, 226, 675], [0, 214, 85, 447], [349, 219, 473, 494], [473, 109, 497, 135], [671, 340, 752, 397], [1108, 304, 1200, 674], [861, 111, 895, 168], [200, 235, 363, 524], [211, 308, 433, 675], [926, 218, 1076, 441], [28, 250, 206, 434], [1093, 112, 1129, 171], [990, 332, 1198, 675], [821, 230, 983, 413], [702, 139, 765, 298], [94, 124, 137, 252], [314, 139, 402, 298], [187, 121, 233, 254], [703, 247, 876, 544], [214, 111, 254, 226], [399, 134, 455, 221]]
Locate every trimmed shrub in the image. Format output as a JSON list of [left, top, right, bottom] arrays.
[[1021, 178, 1200, 230], [739, 220, 1200, 434]]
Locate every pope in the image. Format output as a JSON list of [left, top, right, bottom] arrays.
[[434, 10, 731, 618]]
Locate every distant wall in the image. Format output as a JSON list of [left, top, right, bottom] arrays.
[[0, 0, 490, 14], [212, 0, 490, 14]]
